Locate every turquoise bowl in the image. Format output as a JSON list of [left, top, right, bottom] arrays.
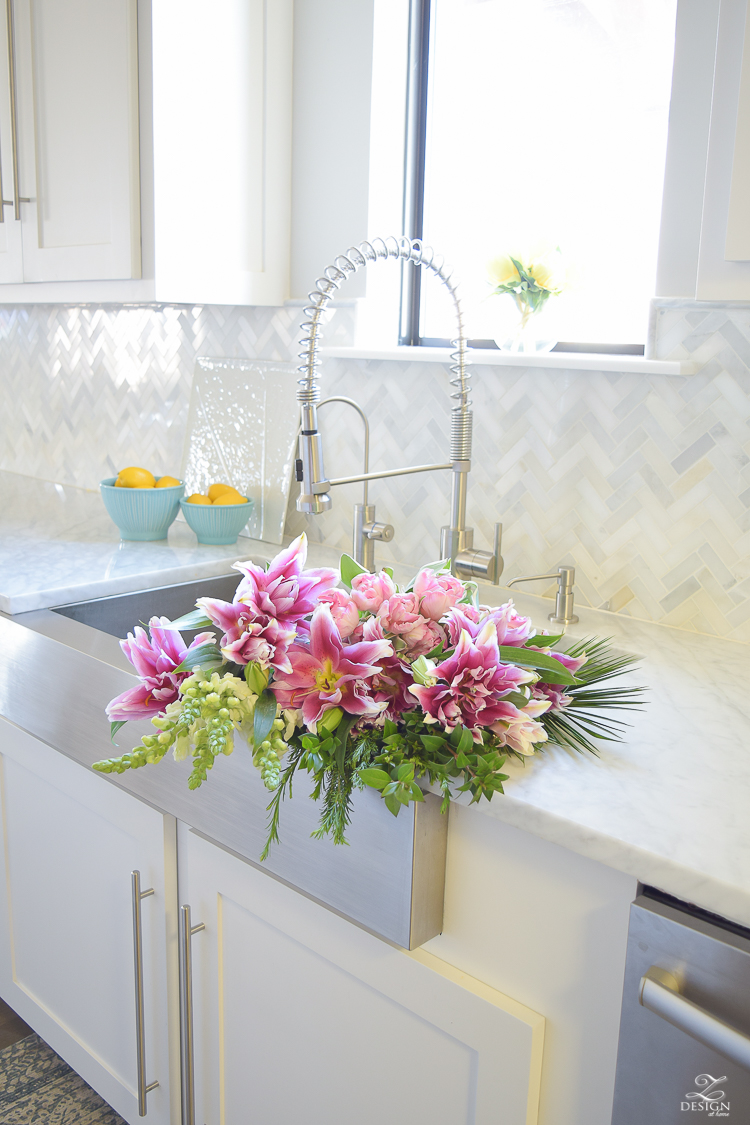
[[180, 497, 254, 545], [100, 477, 185, 541]]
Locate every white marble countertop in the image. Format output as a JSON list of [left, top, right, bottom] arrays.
[[3, 469, 750, 930], [0, 471, 263, 614]]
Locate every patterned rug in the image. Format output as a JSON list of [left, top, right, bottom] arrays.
[[0, 1033, 126, 1124]]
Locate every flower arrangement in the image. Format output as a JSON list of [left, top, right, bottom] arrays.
[[94, 535, 641, 859], [488, 244, 565, 334]]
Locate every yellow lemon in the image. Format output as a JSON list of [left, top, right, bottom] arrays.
[[186, 493, 212, 505], [155, 475, 181, 488], [212, 488, 248, 505], [207, 482, 234, 501], [115, 466, 155, 489]]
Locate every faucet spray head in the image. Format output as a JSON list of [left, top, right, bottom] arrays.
[[295, 410, 332, 514]]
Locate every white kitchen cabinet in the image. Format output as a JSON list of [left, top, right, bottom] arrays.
[[0, 0, 141, 284], [0, 0, 294, 304], [177, 822, 545, 1125], [0, 719, 179, 1125]]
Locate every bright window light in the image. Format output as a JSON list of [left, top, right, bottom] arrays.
[[418, 0, 678, 347]]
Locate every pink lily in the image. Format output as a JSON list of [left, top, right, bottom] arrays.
[[106, 618, 215, 721], [409, 621, 535, 740], [232, 533, 338, 624], [197, 597, 296, 672], [271, 604, 393, 732]]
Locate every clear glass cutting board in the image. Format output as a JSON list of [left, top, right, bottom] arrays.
[[181, 357, 299, 545]]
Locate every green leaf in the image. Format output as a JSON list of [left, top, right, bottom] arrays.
[[358, 768, 391, 790], [420, 734, 447, 754], [396, 762, 415, 782], [457, 727, 474, 755], [525, 632, 564, 648], [173, 642, 224, 674], [383, 719, 398, 738], [383, 792, 402, 817], [497, 645, 577, 684], [253, 688, 277, 747], [383, 566, 394, 580], [110, 720, 127, 743], [340, 553, 368, 590], [162, 607, 214, 632]]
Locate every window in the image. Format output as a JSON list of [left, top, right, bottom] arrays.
[[400, 0, 678, 352]]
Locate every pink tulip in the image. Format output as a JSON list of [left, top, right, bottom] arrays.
[[106, 618, 215, 721], [350, 570, 396, 613], [232, 533, 338, 624], [409, 621, 535, 740], [317, 588, 361, 638], [271, 604, 394, 732], [413, 568, 465, 621], [197, 597, 295, 672]]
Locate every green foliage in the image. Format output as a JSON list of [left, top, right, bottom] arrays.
[[339, 553, 368, 590], [110, 720, 127, 743], [498, 644, 578, 684], [162, 607, 214, 632], [539, 637, 645, 755], [253, 687, 278, 747]]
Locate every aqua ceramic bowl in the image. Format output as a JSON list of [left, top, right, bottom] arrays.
[[180, 497, 254, 545], [100, 477, 185, 541]]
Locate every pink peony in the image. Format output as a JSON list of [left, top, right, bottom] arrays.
[[232, 533, 338, 624], [197, 598, 295, 672], [271, 604, 394, 732], [409, 621, 536, 740], [317, 588, 360, 638], [413, 568, 465, 621], [106, 618, 215, 721], [350, 570, 396, 613]]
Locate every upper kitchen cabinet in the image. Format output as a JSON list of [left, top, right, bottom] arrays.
[[0, 0, 293, 304], [6, 0, 140, 284]]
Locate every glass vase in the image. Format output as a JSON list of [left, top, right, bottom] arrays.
[[493, 297, 558, 355]]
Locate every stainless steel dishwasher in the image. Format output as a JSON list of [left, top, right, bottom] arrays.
[[612, 888, 750, 1122]]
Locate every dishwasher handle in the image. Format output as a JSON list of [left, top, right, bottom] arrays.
[[640, 966, 750, 1072]]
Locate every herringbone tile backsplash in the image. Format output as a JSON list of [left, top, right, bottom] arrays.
[[1, 298, 749, 642]]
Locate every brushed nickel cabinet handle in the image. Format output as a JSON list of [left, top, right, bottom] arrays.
[[180, 904, 205, 1125], [640, 966, 750, 1071], [5, 0, 28, 221], [131, 871, 159, 1116]]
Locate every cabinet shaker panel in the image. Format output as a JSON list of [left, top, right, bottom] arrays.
[[179, 824, 544, 1125], [12, 0, 141, 281], [0, 720, 176, 1125]]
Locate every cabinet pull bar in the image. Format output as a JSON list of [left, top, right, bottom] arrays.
[[5, 0, 20, 220], [131, 871, 159, 1116], [640, 966, 750, 1071], [180, 904, 205, 1125]]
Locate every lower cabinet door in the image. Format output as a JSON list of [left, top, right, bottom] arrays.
[[0, 720, 178, 1125], [178, 822, 545, 1125]]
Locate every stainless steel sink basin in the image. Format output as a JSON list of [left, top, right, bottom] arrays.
[[52, 572, 241, 639]]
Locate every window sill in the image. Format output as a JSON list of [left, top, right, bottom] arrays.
[[319, 345, 695, 376]]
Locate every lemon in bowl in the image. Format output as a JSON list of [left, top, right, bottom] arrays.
[[181, 486, 254, 544], [101, 469, 184, 540]]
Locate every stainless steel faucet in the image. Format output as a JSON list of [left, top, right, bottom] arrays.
[[294, 236, 503, 580], [506, 566, 579, 626]]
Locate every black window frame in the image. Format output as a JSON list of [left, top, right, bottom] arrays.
[[398, 0, 646, 357]]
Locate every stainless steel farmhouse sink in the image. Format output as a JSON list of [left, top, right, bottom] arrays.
[[52, 572, 242, 640], [35, 574, 449, 949]]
